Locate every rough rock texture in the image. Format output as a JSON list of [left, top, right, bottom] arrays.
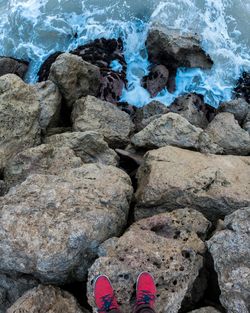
[[0, 164, 133, 283], [146, 26, 213, 70], [131, 113, 203, 150], [234, 71, 250, 103], [49, 53, 101, 108], [72, 96, 134, 147], [200, 113, 250, 155], [243, 112, 250, 134], [0, 57, 28, 79], [45, 131, 119, 166], [88, 209, 211, 313], [7, 285, 84, 313], [0, 74, 40, 169], [142, 65, 169, 97], [4, 144, 82, 188], [38, 52, 63, 82], [218, 98, 250, 124], [34, 80, 62, 131], [207, 207, 250, 313], [135, 146, 250, 221], [188, 307, 221, 313], [0, 274, 38, 313]]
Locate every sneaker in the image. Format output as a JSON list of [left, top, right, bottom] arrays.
[[136, 272, 156, 308], [94, 275, 120, 313]]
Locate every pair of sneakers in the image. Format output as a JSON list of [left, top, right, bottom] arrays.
[[94, 272, 156, 313]]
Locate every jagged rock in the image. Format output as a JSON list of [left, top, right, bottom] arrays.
[[38, 52, 63, 82], [88, 209, 211, 313], [49, 53, 101, 108], [72, 96, 134, 147], [142, 65, 169, 97], [45, 131, 119, 166], [0, 57, 28, 79], [0, 274, 37, 313], [131, 113, 202, 150], [218, 98, 250, 124], [234, 71, 250, 103], [146, 26, 213, 71], [0, 164, 133, 283], [0, 74, 40, 169], [200, 113, 250, 155], [34, 80, 62, 131], [243, 112, 250, 134], [188, 307, 221, 313], [135, 146, 250, 221], [207, 208, 250, 313], [4, 144, 82, 188], [46, 127, 72, 136], [7, 285, 84, 313]]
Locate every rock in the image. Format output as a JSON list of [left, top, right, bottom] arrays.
[[99, 70, 125, 104], [142, 65, 169, 97], [207, 207, 250, 313], [0, 180, 6, 196], [218, 98, 250, 124], [131, 113, 203, 150], [188, 307, 221, 313], [135, 146, 250, 221], [0, 57, 29, 79], [146, 26, 213, 70], [168, 94, 210, 128], [234, 71, 250, 103], [38, 52, 63, 82], [49, 53, 101, 108], [72, 96, 134, 148], [7, 285, 84, 313], [34, 80, 62, 131], [88, 208, 211, 313], [0, 164, 133, 283], [0, 74, 40, 169], [45, 131, 119, 166], [200, 113, 250, 155], [243, 112, 250, 134], [4, 144, 82, 188]]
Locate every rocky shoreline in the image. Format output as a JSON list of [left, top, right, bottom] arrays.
[[0, 24, 249, 313]]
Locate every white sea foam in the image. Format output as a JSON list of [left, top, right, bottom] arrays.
[[0, 0, 249, 107]]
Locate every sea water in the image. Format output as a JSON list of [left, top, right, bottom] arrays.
[[0, 0, 250, 107]]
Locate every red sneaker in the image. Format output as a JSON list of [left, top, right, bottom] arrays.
[[136, 272, 156, 308], [94, 275, 120, 313]]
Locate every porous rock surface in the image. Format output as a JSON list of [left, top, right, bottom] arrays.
[[0, 57, 28, 79], [135, 146, 250, 221], [88, 208, 211, 313], [188, 307, 221, 313]]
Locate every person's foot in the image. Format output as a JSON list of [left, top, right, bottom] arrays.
[[94, 275, 120, 313], [136, 272, 156, 308]]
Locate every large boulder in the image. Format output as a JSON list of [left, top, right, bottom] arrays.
[[0, 74, 40, 169], [218, 98, 250, 124], [88, 209, 211, 313], [0, 164, 133, 284], [49, 53, 101, 108], [131, 113, 202, 150], [146, 26, 213, 70], [142, 65, 169, 97], [135, 146, 250, 221], [44, 131, 119, 166], [7, 285, 84, 313], [207, 207, 250, 313], [0, 57, 28, 79], [72, 96, 134, 147]]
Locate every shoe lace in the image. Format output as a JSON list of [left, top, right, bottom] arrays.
[[98, 294, 116, 313], [136, 290, 155, 305]]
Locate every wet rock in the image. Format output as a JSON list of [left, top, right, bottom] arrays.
[[234, 71, 250, 103], [207, 207, 250, 313], [0, 74, 40, 169], [0, 57, 29, 79], [72, 96, 134, 148], [200, 113, 250, 155], [0, 180, 6, 196], [142, 65, 169, 97], [135, 146, 250, 221], [34, 80, 62, 131], [146, 26, 213, 71], [243, 112, 250, 134], [7, 285, 84, 313], [0, 164, 133, 283], [38, 51, 63, 82], [188, 307, 221, 313], [49, 53, 101, 108], [88, 208, 211, 313], [44, 131, 119, 166], [218, 98, 250, 124], [4, 144, 82, 189], [131, 113, 202, 150]]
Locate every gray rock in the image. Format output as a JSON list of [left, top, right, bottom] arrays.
[[243, 112, 250, 134], [72, 96, 134, 148], [142, 65, 169, 97], [207, 207, 250, 313], [49, 53, 101, 108], [88, 209, 211, 313], [0, 57, 28, 79], [218, 98, 250, 124], [0, 74, 40, 169], [188, 307, 221, 313], [135, 146, 250, 221], [0, 164, 133, 284], [44, 131, 119, 166], [131, 113, 203, 150]]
